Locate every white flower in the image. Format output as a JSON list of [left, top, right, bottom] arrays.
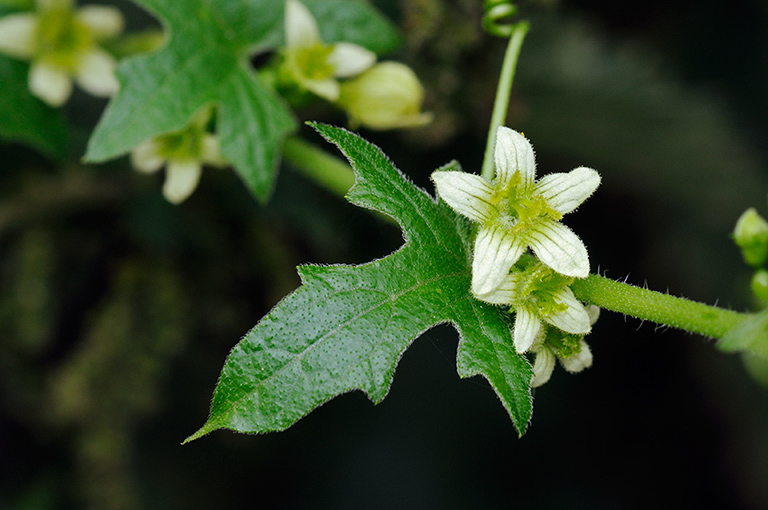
[[431, 127, 600, 299], [130, 109, 228, 204], [482, 260, 592, 353], [530, 305, 600, 387], [281, 0, 375, 101], [0, 0, 123, 106]]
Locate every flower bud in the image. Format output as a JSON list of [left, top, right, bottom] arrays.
[[337, 62, 432, 130], [751, 269, 768, 302], [559, 339, 593, 373], [734, 208, 768, 268]]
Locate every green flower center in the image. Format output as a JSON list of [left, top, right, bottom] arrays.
[[509, 260, 573, 317], [492, 172, 562, 232], [156, 126, 204, 161], [545, 330, 584, 359], [36, 8, 93, 70], [294, 44, 334, 80]]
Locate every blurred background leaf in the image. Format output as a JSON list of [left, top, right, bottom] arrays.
[[0, 56, 68, 159]]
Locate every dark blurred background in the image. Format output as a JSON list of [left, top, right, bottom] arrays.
[[4, 0, 768, 508]]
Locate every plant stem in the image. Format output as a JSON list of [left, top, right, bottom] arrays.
[[571, 274, 748, 339], [282, 136, 355, 197], [481, 21, 530, 181]]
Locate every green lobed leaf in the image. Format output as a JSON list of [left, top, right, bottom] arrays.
[[185, 125, 532, 442], [85, 0, 399, 201], [0, 56, 68, 158]]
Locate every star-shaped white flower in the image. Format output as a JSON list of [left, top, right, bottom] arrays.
[[481, 260, 592, 353], [130, 109, 228, 204], [431, 127, 600, 300], [530, 305, 599, 387], [0, 0, 123, 106], [281, 0, 376, 101]]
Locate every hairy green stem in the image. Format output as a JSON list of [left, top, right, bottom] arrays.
[[571, 274, 748, 339], [282, 136, 355, 196], [481, 21, 530, 181]]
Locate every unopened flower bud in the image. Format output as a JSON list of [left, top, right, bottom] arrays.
[[734, 208, 768, 268], [559, 339, 593, 373], [337, 62, 432, 130], [751, 269, 768, 302]]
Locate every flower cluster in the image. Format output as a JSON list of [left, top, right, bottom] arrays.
[[432, 127, 601, 386], [276, 0, 431, 130], [0, 0, 123, 106]]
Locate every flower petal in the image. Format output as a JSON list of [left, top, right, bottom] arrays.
[[200, 134, 228, 167], [0, 14, 37, 60], [559, 339, 593, 373], [471, 225, 526, 300], [38, 0, 74, 10], [327, 42, 376, 78], [75, 48, 118, 97], [284, 0, 321, 48], [531, 347, 556, 387], [302, 77, 339, 101], [163, 160, 202, 204], [543, 287, 591, 335], [527, 220, 589, 278], [474, 272, 517, 305], [534, 166, 601, 215], [513, 306, 540, 353], [29, 61, 72, 106], [131, 140, 165, 173], [77, 5, 124, 40], [494, 126, 536, 188], [431, 171, 495, 223], [586, 304, 600, 325]]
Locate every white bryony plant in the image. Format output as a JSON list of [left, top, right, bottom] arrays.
[[279, 0, 376, 102], [0, 0, 123, 106], [130, 108, 228, 205]]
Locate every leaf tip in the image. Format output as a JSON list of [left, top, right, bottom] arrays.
[[181, 421, 219, 445]]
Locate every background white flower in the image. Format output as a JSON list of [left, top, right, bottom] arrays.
[[130, 109, 228, 204], [0, 0, 123, 106], [280, 0, 375, 101]]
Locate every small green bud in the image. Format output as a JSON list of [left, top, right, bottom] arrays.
[[751, 269, 768, 302], [337, 62, 433, 130], [734, 208, 768, 268]]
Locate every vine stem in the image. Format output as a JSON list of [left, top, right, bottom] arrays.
[[282, 136, 355, 196], [481, 21, 530, 181], [571, 274, 748, 339]]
